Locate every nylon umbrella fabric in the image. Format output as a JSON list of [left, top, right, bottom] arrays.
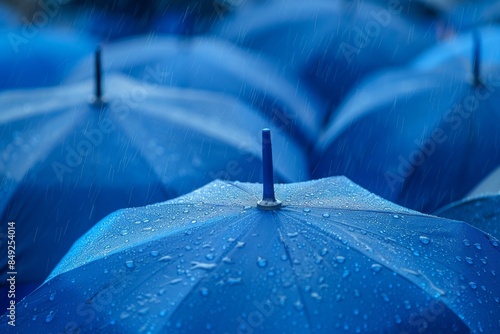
[[0, 74, 308, 294], [67, 35, 323, 146], [448, 1, 500, 32], [412, 26, 500, 70], [312, 38, 500, 213], [213, 0, 438, 118], [2, 176, 499, 333], [0, 28, 95, 90], [435, 166, 500, 239]]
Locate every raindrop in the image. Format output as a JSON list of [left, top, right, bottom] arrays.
[[257, 257, 268, 268], [393, 215, 399, 219], [490, 238, 499, 247], [474, 243, 481, 250], [45, 311, 55, 323], [191, 261, 216, 270], [413, 251, 420, 256], [469, 282, 477, 289], [205, 253, 215, 261], [222, 257, 233, 264], [371, 264, 382, 273], [419, 236, 430, 245], [463, 239, 471, 246], [125, 260, 134, 268], [191, 220, 197, 224], [32, 315, 37, 321], [394, 315, 402, 324], [227, 277, 242, 285], [281, 254, 288, 261], [150, 251, 159, 257], [336, 256, 346, 264], [49, 292, 56, 301], [320, 248, 328, 256], [143, 219, 150, 223], [159, 255, 172, 262], [287, 232, 299, 238], [236, 241, 245, 248], [185, 246, 192, 251], [120, 230, 128, 236], [403, 300, 411, 310], [322, 213, 330, 218], [342, 270, 350, 278], [133, 221, 141, 225], [294, 300, 304, 311], [138, 307, 149, 315], [465, 257, 474, 265], [303, 208, 311, 213], [200, 287, 209, 296], [353, 309, 359, 315]]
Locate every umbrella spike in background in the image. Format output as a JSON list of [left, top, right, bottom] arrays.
[[94, 46, 103, 104], [473, 30, 482, 87], [258, 128, 282, 210]]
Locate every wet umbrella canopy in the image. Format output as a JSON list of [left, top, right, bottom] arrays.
[[312, 32, 500, 213], [0, 28, 95, 90], [67, 35, 323, 146], [214, 0, 437, 120], [2, 131, 499, 333], [435, 166, 500, 239], [0, 73, 308, 293]]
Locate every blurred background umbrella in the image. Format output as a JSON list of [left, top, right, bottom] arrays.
[[312, 31, 500, 213], [448, 0, 500, 33], [0, 73, 309, 303], [412, 25, 500, 70], [435, 165, 500, 239], [4, 163, 499, 332], [0, 28, 95, 90], [214, 0, 439, 123], [67, 35, 323, 146]]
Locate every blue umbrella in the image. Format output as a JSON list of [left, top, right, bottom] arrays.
[[435, 166, 500, 239], [214, 0, 437, 119], [448, 1, 500, 32], [2, 130, 498, 333], [67, 35, 324, 146], [0, 28, 95, 90], [412, 26, 500, 70], [0, 72, 308, 300], [312, 32, 500, 213]]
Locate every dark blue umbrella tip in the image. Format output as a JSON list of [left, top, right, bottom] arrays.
[[257, 128, 282, 210], [473, 30, 482, 87], [91, 46, 105, 107]]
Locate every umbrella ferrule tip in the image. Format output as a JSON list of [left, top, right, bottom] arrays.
[[257, 199, 282, 210]]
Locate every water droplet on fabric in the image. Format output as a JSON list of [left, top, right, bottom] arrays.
[[419, 236, 430, 244], [257, 257, 268, 268], [45, 311, 55, 323], [200, 287, 209, 296]]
